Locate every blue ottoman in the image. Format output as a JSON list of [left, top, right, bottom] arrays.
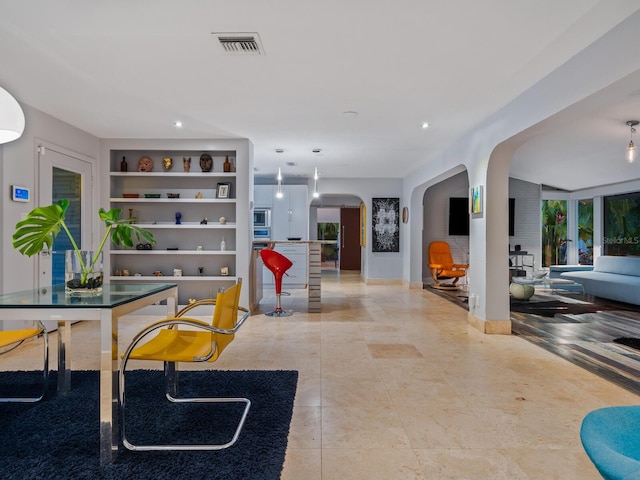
[[581, 406, 640, 480]]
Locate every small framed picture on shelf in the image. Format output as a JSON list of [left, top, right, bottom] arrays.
[[217, 182, 231, 199], [220, 266, 230, 276]]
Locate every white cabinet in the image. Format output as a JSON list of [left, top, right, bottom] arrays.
[[107, 149, 242, 305], [254, 185, 274, 208], [271, 185, 308, 240]]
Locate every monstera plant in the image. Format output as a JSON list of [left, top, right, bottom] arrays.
[[13, 199, 155, 288]]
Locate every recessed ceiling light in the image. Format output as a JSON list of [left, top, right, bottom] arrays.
[[275, 148, 284, 153], [312, 148, 322, 154], [174, 121, 183, 128], [421, 122, 430, 129]]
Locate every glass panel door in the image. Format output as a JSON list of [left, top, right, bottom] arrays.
[[51, 167, 83, 285], [577, 199, 593, 265], [541, 199, 568, 266], [37, 145, 92, 290]]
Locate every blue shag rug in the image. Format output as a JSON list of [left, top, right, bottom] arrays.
[[0, 369, 298, 480]]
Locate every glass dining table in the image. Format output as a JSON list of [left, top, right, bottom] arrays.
[[0, 282, 178, 465]]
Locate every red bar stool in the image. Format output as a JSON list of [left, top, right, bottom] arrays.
[[260, 248, 293, 317]]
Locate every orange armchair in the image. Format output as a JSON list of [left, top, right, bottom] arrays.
[[428, 241, 469, 289]]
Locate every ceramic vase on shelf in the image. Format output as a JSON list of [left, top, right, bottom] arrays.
[[65, 250, 104, 296]]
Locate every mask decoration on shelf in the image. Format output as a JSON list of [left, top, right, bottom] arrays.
[[175, 212, 182, 225], [137, 156, 154, 172], [162, 157, 173, 171], [199, 153, 213, 172], [183, 157, 191, 172]]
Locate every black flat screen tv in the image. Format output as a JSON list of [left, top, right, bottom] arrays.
[[508, 197, 515, 237], [448, 198, 469, 235], [448, 197, 515, 236]]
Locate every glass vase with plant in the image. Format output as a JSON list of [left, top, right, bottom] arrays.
[[12, 199, 155, 290]]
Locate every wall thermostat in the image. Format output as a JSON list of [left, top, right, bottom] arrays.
[[11, 185, 30, 202]]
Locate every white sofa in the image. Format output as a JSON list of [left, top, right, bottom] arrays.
[[559, 256, 640, 305]]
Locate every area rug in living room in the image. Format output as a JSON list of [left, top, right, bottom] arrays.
[[0, 369, 298, 480], [510, 293, 623, 317]]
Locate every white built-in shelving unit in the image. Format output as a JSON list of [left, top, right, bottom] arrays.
[[101, 140, 252, 308]]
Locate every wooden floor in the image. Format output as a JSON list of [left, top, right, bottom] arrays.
[[428, 285, 640, 396]]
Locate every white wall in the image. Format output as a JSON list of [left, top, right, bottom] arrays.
[[422, 171, 470, 283], [404, 10, 640, 327], [509, 178, 542, 268], [1, 104, 100, 295], [318, 177, 402, 280], [421, 174, 542, 285]]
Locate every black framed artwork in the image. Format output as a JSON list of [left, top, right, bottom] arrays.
[[217, 182, 232, 199], [371, 197, 400, 252]]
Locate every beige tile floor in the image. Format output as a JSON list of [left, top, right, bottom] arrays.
[[1, 270, 639, 479]]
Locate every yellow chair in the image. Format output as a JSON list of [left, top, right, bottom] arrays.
[[0, 320, 49, 402], [119, 279, 250, 451], [428, 241, 469, 289]]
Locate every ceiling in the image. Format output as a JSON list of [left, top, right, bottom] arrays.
[[1, 1, 639, 191]]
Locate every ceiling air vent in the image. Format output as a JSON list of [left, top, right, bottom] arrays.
[[212, 32, 265, 55]]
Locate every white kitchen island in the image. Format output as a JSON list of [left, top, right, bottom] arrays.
[[251, 240, 336, 313]]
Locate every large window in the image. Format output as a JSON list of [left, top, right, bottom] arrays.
[[577, 199, 593, 265], [603, 192, 640, 256], [542, 200, 568, 266]]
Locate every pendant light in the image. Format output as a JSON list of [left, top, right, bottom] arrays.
[[0, 86, 25, 144], [276, 167, 283, 199], [312, 167, 320, 198], [626, 120, 639, 163]]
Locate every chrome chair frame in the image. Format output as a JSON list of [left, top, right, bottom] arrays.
[[0, 320, 49, 403], [119, 287, 251, 451]]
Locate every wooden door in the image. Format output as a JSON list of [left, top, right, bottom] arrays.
[[340, 207, 361, 270]]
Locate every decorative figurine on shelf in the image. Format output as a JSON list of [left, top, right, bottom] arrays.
[[195, 191, 203, 199], [223, 156, 231, 172], [219, 216, 226, 225], [197, 267, 204, 276], [137, 156, 154, 172], [162, 157, 173, 171], [153, 270, 163, 276], [120, 156, 128, 172], [175, 212, 182, 225], [220, 237, 226, 251], [183, 157, 191, 172], [220, 266, 229, 276], [200, 217, 208, 225], [199, 153, 213, 172]]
